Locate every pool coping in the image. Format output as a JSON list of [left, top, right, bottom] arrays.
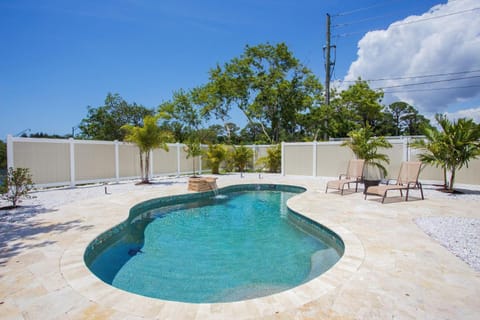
[[60, 181, 365, 319]]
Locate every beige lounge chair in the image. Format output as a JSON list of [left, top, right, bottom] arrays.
[[365, 161, 424, 203], [325, 159, 365, 195]]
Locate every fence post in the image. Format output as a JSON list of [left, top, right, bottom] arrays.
[[6, 135, 14, 169], [114, 140, 120, 183], [176, 142, 181, 177], [281, 142, 285, 176], [69, 138, 75, 187], [404, 137, 410, 161], [252, 145, 257, 171], [312, 141, 317, 177]]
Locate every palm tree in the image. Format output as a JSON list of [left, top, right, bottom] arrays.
[[342, 124, 392, 179], [232, 145, 253, 173], [122, 115, 172, 184], [413, 114, 480, 192], [411, 121, 449, 188], [205, 144, 227, 174]]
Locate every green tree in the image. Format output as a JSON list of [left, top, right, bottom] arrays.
[[239, 122, 268, 144], [412, 115, 480, 192], [80, 93, 154, 141], [342, 124, 392, 178], [339, 79, 384, 130], [205, 144, 227, 174], [158, 89, 202, 142], [385, 102, 410, 136], [198, 43, 323, 143], [122, 115, 172, 184], [298, 102, 339, 141], [377, 102, 431, 136], [1, 167, 34, 207], [402, 105, 431, 136]]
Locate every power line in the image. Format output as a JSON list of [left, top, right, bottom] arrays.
[[341, 69, 480, 83], [333, 6, 480, 38], [383, 84, 480, 94], [334, 0, 401, 17], [388, 7, 480, 28], [373, 75, 480, 90], [333, 13, 397, 28]]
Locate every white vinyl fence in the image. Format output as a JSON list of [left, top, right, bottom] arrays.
[[281, 138, 480, 186], [6, 136, 273, 187], [6, 135, 480, 187]]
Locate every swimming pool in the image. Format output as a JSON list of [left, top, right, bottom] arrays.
[[84, 184, 344, 303]]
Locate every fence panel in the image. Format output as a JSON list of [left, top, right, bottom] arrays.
[[75, 142, 115, 182], [12, 139, 70, 185], [153, 145, 177, 175], [283, 143, 314, 176], [6, 136, 480, 187], [119, 144, 141, 178], [315, 143, 352, 177]]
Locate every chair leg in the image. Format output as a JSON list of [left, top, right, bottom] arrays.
[[381, 191, 387, 203], [419, 183, 424, 200], [406, 188, 410, 201]]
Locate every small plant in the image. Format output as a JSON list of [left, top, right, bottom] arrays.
[[205, 144, 227, 174], [223, 149, 236, 173], [231, 145, 254, 173], [0, 167, 34, 208], [256, 144, 281, 173], [184, 138, 204, 177]]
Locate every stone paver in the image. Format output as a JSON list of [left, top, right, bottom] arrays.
[[0, 175, 479, 319]]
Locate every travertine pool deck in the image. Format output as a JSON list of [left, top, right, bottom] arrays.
[[1, 175, 479, 319]]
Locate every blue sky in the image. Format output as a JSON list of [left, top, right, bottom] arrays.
[[1, 0, 479, 139]]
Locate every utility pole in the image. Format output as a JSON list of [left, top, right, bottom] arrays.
[[323, 13, 335, 141], [325, 13, 331, 109]]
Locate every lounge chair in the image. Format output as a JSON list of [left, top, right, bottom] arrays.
[[325, 159, 365, 195], [364, 161, 424, 203]]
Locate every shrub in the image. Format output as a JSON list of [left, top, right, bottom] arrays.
[[0, 167, 34, 208], [223, 150, 236, 173], [205, 144, 227, 174], [231, 145, 253, 172], [256, 144, 281, 173]]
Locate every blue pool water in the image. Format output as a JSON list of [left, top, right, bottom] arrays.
[[86, 185, 343, 303]]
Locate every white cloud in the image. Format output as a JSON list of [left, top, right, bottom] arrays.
[[344, 0, 480, 115], [444, 107, 480, 123]]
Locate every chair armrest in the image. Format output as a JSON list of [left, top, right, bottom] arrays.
[[385, 179, 397, 185], [407, 181, 420, 188]]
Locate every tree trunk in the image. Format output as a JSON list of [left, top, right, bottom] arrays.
[[448, 167, 456, 192], [443, 167, 447, 190], [144, 150, 150, 183], [139, 149, 144, 183], [192, 157, 197, 177]]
